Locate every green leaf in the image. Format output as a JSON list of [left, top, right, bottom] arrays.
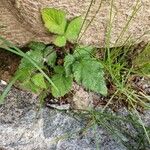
[[19, 73, 47, 93], [41, 8, 67, 35], [54, 66, 64, 74], [53, 35, 66, 47], [16, 49, 46, 93], [65, 16, 83, 42], [64, 46, 107, 95], [64, 46, 95, 76], [133, 44, 150, 67], [73, 58, 107, 96], [31, 73, 47, 89], [51, 67, 73, 97], [28, 41, 46, 51], [51, 74, 72, 98], [20, 79, 41, 93], [133, 44, 150, 76], [64, 54, 75, 76], [19, 49, 44, 69], [74, 45, 94, 58], [44, 46, 57, 67], [138, 63, 150, 76], [15, 67, 33, 82]]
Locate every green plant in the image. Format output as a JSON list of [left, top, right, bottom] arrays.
[[41, 8, 83, 47], [13, 42, 107, 98], [132, 43, 150, 76], [92, 0, 150, 146], [0, 3, 150, 149], [1, 8, 107, 100]]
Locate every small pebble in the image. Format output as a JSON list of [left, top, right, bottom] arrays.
[[0, 80, 7, 85]]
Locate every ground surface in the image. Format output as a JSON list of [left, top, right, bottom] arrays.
[[0, 49, 20, 82], [0, 83, 128, 150], [0, 50, 126, 149]]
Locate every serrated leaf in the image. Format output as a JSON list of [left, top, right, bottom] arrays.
[[20, 78, 41, 93], [16, 49, 45, 92], [15, 67, 33, 82], [53, 35, 66, 47], [65, 16, 82, 42], [19, 49, 44, 69], [41, 8, 67, 35], [19, 73, 47, 93], [31, 73, 47, 89], [54, 66, 64, 74], [44, 46, 57, 67], [51, 75, 72, 98], [64, 54, 75, 76], [51, 67, 73, 97], [74, 45, 94, 58], [64, 46, 107, 95], [73, 58, 107, 96], [28, 41, 46, 51]]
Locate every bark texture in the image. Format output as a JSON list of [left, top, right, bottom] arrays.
[[0, 0, 150, 47]]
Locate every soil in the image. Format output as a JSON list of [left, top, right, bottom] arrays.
[[0, 48, 20, 82]]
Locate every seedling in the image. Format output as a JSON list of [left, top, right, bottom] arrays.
[[12, 8, 107, 98], [41, 8, 83, 47]]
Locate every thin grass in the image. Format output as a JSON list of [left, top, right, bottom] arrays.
[[81, 0, 150, 147], [77, 0, 95, 42], [0, 36, 59, 102], [0, 0, 150, 148], [110, 0, 142, 59], [78, 0, 103, 42], [54, 0, 150, 147], [114, 0, 142, 46], [0, 75, 20, 104], [46, 107, 150, 149]]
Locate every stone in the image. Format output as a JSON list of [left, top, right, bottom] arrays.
[[1, 80, 150, 150], [0, 84, 128, 150], [0, 0, 150, 47]]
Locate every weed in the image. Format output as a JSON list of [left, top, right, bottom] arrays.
[[0, 8, 107, 101], [0, 2, 150, 149]]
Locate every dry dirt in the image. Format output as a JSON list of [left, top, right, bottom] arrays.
[[0, 49, 20, 82]]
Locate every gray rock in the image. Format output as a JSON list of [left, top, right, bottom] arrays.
[[0, 84, 127, 150]]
